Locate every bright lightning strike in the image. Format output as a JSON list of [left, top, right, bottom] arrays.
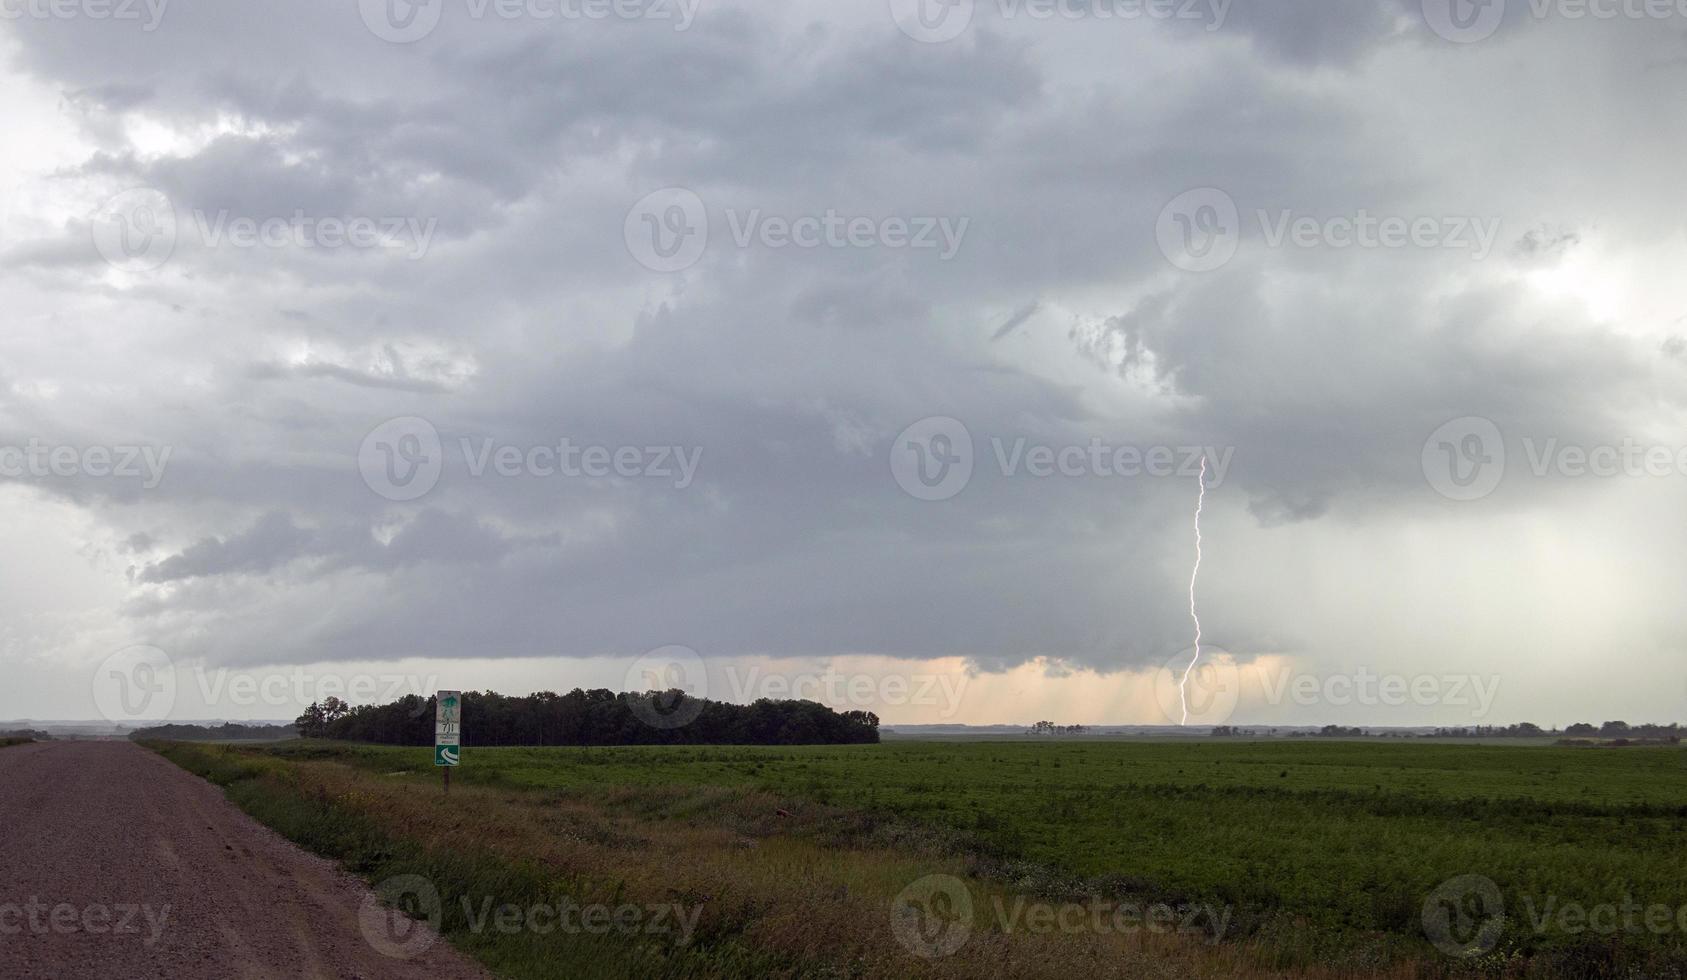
[[1178, 456, 1208, 726]]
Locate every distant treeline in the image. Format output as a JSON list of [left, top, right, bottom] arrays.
[[1428, 723, 1552, 737], [1, 729, 49, 741], [1207, 722, 1684, 739], [1433, 722, 1683, 738], [1028, 721, 1088, 735], [294, 690, 880, 746], [130, 722, 295, 742]]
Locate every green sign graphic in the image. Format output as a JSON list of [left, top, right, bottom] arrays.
[[435, 690, 461, 767]]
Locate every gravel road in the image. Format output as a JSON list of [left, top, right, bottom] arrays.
[[0, 740, 489, 980]]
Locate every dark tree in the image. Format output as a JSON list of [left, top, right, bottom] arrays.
[[297, 689, 879, 747]]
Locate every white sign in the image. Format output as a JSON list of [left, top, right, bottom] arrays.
[[435, 690, 461, 767]]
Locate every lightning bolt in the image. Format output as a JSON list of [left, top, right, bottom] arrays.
[[1178, 456, 1208, 726]]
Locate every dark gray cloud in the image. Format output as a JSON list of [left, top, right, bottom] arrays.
[[2, 1, 1686, 726]]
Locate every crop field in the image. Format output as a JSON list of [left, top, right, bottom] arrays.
[[152, 738, 1687, 979]]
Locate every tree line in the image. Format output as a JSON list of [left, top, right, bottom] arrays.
[[294, 689, 880, 746], [130, 722, 295, 742]]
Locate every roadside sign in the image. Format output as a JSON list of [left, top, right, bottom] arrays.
[[435, 691, 461, 768]]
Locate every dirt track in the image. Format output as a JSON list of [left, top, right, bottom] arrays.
[[0, 740, 488, 980]]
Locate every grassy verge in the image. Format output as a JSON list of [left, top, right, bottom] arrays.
[[147, 739, 1445, 979], [146, 739, 1687, 978]]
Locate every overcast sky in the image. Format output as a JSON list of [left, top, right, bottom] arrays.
[[3, 0, 1686, 728]]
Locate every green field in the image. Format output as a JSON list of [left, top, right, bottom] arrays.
[[153, 738, 1687, 978]]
